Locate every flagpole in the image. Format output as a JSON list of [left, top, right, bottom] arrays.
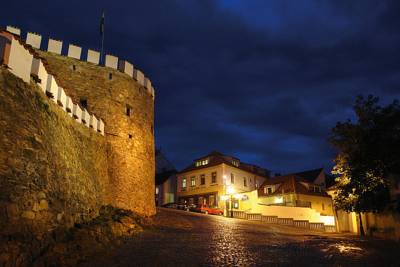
[[100, 10, 105, 65]]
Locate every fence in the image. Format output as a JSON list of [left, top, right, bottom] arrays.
[[230, 210, 336, 232]]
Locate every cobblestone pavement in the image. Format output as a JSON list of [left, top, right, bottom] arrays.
[[82, 208, 399, 267]]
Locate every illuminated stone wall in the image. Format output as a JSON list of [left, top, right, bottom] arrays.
[[36, 50, 156, 216], [0, 67, 110, 233]]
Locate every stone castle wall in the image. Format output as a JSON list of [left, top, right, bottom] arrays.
[[37, 50, 156, 216], [0, 68, 110, 233], [0, 24, 156, 233]]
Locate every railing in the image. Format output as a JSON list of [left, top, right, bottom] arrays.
[[324, 225, 336, 232], [246, 213, 262, 221], [309, 223, 325, 231], [232, 211, 246, 219], [293, 220, 310, 228], [229, 210, 336, 233], [261, 215, 278, 224], [277, 218, 294, 226]]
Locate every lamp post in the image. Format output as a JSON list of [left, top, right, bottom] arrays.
[[226, 185, 235, 218]]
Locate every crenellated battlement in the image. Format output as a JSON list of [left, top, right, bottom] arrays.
[[5, 25, 155, 98], [0, 30, 105, 135], [1, 23, 156, 221]]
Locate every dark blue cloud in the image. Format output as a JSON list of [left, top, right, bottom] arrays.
[[1, 0, 400, 174]]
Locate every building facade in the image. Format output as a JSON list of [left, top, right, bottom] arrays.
[[177, 151, 269, 212], [257, 170, 334, 216], [155, 149, 177, 206]]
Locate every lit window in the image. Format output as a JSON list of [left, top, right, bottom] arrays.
[[232, 160, 239, 167], [191, 176, 196, 187], [231, 173, 235, 184], [200, 174, 205, 185], [195, 158, 209, 167], [182, 178, 187, 188], [243, 177, 247, 187], [211, 172, 217, 183], [264, 187, 267, 194]]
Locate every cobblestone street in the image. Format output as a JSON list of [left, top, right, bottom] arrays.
[[80, 208, 399, 267]]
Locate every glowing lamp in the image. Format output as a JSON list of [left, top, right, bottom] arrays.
[[220, 195, 229, 201], [234, 193, 243, 199], [226, 186, 235, 195], [274, 196, 283, 204]]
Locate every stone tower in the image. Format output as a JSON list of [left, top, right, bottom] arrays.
[[36, 50, 156, 216]]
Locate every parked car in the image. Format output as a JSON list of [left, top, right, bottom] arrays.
[[161, 202, 177, 209], [177, 203, 188, 210], [187, 204, 199, 212], [200, 204, 224, 215]]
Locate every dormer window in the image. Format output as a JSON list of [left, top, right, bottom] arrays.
[[195, 158, 209, 167], [264, 187, 273, 194], [232, 160, 240, 167], [312, 186, 321, 193]]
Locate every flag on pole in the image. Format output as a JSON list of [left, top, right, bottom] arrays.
[[100, 10, 105, 65], [100, 11, 105, 35]]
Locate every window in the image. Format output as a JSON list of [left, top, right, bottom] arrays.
[[209, 195, 215, 206], [109, 73, 113, 80], [128, 134, 133, 139], [126, 104, 132, 116], [230, 173, 235, 184], [232, 160, 240, 167], [182, 178, 187, 189], [211, 172, 217, 184], [264, 187, 272, 194], [313, 186, 321, 193], [72, 65, 76, 71], [80, 98, 88, 109], [200, 174, 205, 185], [195, 158, 209, 167], [243, 177, 247, 187], [191, 176, 196, 187]]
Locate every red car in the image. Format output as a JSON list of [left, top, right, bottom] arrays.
[[200, 204, 224, 215]]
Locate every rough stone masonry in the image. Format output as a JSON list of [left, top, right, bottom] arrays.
[[35, 50, 156, 217], [0, 46, 155, 241]]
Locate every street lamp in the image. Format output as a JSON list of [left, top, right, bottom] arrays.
[[226, 185, 235, 218]]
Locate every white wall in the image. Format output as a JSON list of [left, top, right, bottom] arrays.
[[8, 38, 33, 83], [6, 26, 20, 36], [134, 69, 145, 86], [47, 39, 62, 54], [105, 54, 118, 69], [67, 44, 82, 60], [87, 49, 100, 64], [31, 58, 47, 93], [26, 32, 42, 49]]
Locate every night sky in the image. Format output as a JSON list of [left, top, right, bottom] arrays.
[[2, 0, 400, 174]]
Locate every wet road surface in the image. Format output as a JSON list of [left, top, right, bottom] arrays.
[[83, 208, 400, 267]]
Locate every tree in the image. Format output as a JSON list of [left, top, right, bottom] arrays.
[[329, 95, 400, 236]]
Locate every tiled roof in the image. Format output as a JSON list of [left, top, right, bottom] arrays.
[[292, 168, 323, 183], [179, 151, 270, 177], [259, 174, 330, 197]]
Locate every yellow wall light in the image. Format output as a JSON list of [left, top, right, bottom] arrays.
[[226, 186, 235, 195], [220, 195, 229, 201]]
